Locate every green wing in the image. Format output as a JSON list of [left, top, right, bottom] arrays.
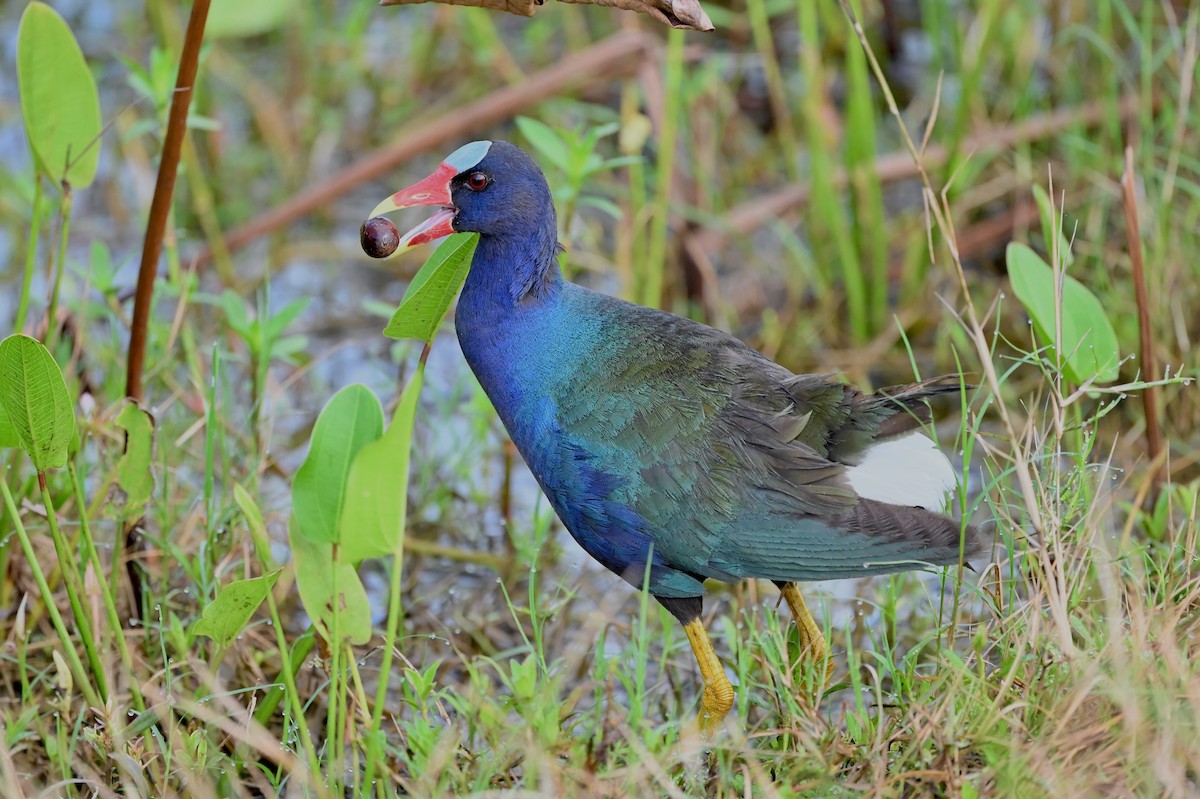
[[551, 291, 979, 584]]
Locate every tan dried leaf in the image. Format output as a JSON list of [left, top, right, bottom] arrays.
[[379, 0, 714, 31], [558, 0, 712, 30]]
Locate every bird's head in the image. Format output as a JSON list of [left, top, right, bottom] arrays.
[[364, 140, 555, 258]]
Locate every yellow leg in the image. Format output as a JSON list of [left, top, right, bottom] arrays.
[[779, 583, 835, 684], [682, 617, 735, 737]]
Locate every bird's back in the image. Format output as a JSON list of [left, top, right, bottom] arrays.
[[464, 282, 982, 596]]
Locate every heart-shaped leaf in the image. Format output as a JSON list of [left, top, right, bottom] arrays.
[[340, 367, 425, 563], [112, 402, 154, 520], [292, 385, 384, 544], [383, 233, 479, 343], [1006, 242, 1120, 385], [0, 335, 77, 471], [289, 517, 372, 645], [17, 2, 102, 187], [193, 570, 281, 648]]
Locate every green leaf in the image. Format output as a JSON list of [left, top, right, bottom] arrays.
[[1006, 243, 1120, 384], [1032, 185, 1074, 267], [0, 400, 19, 450], [289, 517, 372, 645], [515, 117, 571, 174], [89, 240, 115, 293], [265, 297, 311, 338], [340, 367, 425, 563], [292, 385, 384, 544], [112, 402, 154, 520], [383, 234, 479, 342], [233, 483, 274, 567], [193, 570, 280, 648], [17, 2, 103, 188], [206, 0, 291, 39], [220, 290, 252, 339], [0, 335, 77, 471]]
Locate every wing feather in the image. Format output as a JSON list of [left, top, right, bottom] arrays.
[[549, 291, 981, 587]]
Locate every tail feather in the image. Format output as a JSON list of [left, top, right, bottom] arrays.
[[843, 431, 957, 510], [868, 376, 967, 440], [833, 499, 986, 568]]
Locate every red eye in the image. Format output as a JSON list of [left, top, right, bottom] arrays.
[[466, 172, 489, 191]]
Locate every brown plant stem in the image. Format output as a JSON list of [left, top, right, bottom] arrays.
[[123, 0, 212, 623], [1121, 146, 1164, 489], [125, 0, 212, 401]]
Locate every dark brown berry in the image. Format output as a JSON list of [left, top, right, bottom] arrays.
[[360, 217, 400, 258]]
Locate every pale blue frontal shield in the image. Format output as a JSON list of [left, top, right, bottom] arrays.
[[444, 141, 492, 174]]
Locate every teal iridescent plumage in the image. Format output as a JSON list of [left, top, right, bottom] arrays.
[[367, 140, 984, 733], [446, 142, 981, 597]]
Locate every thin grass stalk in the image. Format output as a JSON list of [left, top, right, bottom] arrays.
[[1095, 0, 1123, 150], [362, 548, 405, 792], [204, 344, 218, 541], [44, 190, 72, 353], [1122, 147, 1163, 488], [1158, 8, 1198, 211], [180, 132, 236, 286], [364, 354, 428, 789], [615, 91, 634, 294], [15, 595, 30, 703], [627, 562, 655, 733], [16, 178, 43, 333], [746, 0, 800, 180], [843, 0, 888, 334], [641, 28, 684, 310], [618, 80, 648, 301], [0, 455, 19, 611], [0, 476, 102, 709], [1137, 0, 1154, 141], [946, 0, 1001, 178], [266, 595, 321, 776], [237, 492, 321, 775], [327, 547, 343, 793], [38, 473, 107, 702], [69, 463, 144, 711], [801, 0, 868, 342]]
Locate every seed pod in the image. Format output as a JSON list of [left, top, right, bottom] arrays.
[[360, 217, 399, 258]]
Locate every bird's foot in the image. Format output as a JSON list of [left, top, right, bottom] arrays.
[[795, 626, 835, 680], [781, 582, 836, 693], [695, 678, 735, 738], [682, 617, 736, 738]]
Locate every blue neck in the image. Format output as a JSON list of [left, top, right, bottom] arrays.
[[457, 221, 563, 321], [454, 224, 564, 433]]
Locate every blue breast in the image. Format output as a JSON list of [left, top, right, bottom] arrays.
[[454, 259, 705, 598]]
